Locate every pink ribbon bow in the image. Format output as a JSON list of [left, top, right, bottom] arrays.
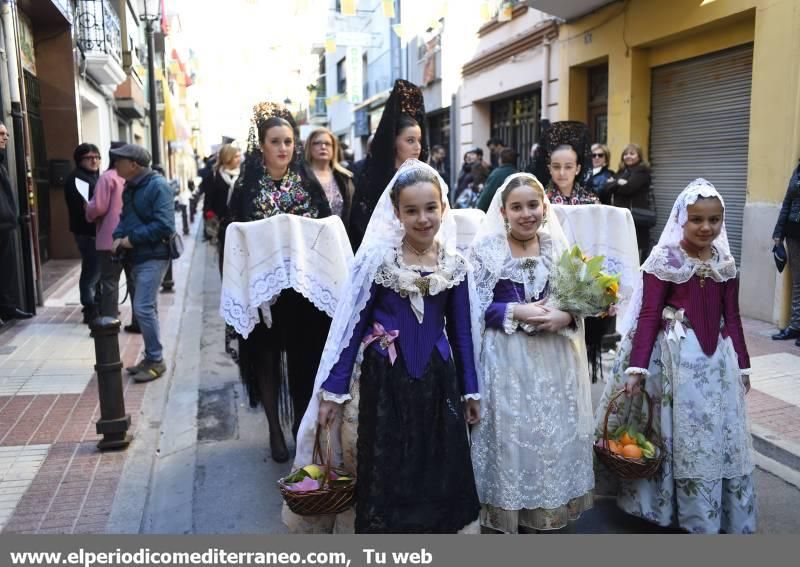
[[363, 322, 399, 365]]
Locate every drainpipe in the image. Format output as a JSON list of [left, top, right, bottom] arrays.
[[541, 37, 551, 123], [1, 0, 39, 309]]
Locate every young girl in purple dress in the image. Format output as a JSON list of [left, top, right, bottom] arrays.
[[290, 159, 481, 534]]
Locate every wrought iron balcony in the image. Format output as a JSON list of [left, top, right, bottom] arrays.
[[76, 0, 126, 91], [76, 0, 122, 63]]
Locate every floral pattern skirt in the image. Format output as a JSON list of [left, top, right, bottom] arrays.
[[595, 327, 757, 534], [472, 329, 595, 533]]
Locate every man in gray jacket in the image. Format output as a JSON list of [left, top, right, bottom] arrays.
[[111, 144, 175, 382]]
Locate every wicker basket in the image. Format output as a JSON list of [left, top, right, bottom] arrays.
[[594, 388, 665, 480], [278, 425, 356, 516]]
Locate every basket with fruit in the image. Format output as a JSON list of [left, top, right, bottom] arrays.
[[278, 425, 356, 516], [594, 389, 665, 480]]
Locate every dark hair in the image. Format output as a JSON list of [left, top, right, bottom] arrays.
[[501, 175, 545, 207], [258, 116, 294, 145], [463, 150, 476, 161], [499, 147, 517, 165], [487, 137, 504, 147], [431, 144, 444, 153], [73, 143, 100, 165], [470, 163, 489, 185], [394, 114, 420, 137], [390, 167, 443, 208], [550, 144, 578, 162]]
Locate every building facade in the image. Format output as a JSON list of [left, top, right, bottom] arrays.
[[545, 0, 800, 324]]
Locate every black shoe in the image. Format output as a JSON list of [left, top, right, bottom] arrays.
[[270, 431, 289, 463], [124, 323, 141, 334], [772, 327, 800, 340], [1, 308, 33, 320]]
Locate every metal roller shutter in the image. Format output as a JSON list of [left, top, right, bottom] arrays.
[[649, 44, 753, 262]]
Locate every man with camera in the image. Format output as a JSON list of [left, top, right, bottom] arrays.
[[111, 144, 175, 383]]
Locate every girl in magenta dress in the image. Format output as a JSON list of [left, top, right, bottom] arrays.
[[595, 179, 756, 533]]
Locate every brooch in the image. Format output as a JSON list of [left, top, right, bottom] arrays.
[[414, 277, 431, 296]]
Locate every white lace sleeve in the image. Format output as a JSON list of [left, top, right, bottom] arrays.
[[740, 368, 752, 376], [503, 302, 519, 334], [320, 390, 352, 404]]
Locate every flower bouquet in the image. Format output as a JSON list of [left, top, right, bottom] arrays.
[[547, 245, 621, 317]]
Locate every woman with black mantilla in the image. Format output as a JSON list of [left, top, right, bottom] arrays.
[[349, 79, 427, 249], [223, 102, 335, 463]]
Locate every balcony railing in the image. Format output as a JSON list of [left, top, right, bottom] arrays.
[[76, 0, 122, 65]]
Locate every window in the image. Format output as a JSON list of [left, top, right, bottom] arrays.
[[337, 57, 346, 94]]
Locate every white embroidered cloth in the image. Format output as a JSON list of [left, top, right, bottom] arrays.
[[551, 204, 640, 326], [219, 215, 353, 338], [450, 208, 486, 253]]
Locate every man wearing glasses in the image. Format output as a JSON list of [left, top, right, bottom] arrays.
[[64, 143, 102, 324]]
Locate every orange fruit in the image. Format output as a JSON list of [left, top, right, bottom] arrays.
[[621, 444, 643, 459], [608, 440, 623, 454], [619, 432, 636, 446]]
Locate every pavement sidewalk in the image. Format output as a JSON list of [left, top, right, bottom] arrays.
[[0, 215, 199, 534]]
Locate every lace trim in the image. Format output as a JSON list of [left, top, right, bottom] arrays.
[[740, 368, 752, 376], [321, 390, 352, 404], [462, 393, 481, 401], [503, 302, 519, 335], [220, 258, 340, 338], [624, 366, 650, 376], [642, 244, 737, 285]]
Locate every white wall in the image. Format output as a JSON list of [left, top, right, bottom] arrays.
[[78, 79, 114, 161]]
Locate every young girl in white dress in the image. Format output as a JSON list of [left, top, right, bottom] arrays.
[[468, 173, 595, 533], [594, 179, 756, 533]]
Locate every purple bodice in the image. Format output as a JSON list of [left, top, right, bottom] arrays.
[[485, 279, 548, 329], [322, 277, 478, 396], [630, 272, 750, 370]]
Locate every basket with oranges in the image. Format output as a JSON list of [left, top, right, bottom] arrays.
[[594, 389, 664, 480]]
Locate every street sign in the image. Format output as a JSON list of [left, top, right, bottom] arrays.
[[346, 46, 364, 104]]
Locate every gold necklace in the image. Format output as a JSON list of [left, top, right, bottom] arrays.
[[509, 232, 537, 250], [403, 239, 436, 264]]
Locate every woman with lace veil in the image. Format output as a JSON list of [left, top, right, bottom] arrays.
[[349, 79, 427, 249], [288, 159, 481, 533], [222, 102, 338, 463], [594, 179, 756, 533], [468, 173, 594, 533]]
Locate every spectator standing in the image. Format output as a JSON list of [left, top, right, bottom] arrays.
[[771, 160, 800, 344], [587, 143, 615, 204], [429, 144, 450, 185], [476, 147, 519, 212], [454, 163, 490, 209], [0, 123, 33, 327], [606, 143, 654, 262], [85, 141, 126, 319], [64, 143, 102, 323], [486, 137, 505, 170], [111, 144, 175, 383], [454, 150, 478, 200]]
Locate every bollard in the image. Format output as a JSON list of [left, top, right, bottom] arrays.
[[161, 260, 174, 292], [90, 317, 132, 450]]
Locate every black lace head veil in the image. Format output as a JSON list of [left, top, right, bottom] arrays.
[[532, 120, 592, 188], [351, 80, 428, 248]]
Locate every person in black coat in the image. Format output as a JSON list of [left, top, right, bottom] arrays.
[[605, 143, 654, 262], [587, 143, 615, 204], [64, 143, 102, 323], [771, 160, 800, 343], [0, 123, 33, 327]]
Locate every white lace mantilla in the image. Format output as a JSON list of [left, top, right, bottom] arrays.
[[219, 215, 353, 338], [642, 244, 737, 285], [374, 246, 468, 323]]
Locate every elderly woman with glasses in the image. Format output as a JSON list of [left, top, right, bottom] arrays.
[[304, 128, 354, 229], [587, 143, 615, 204]]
